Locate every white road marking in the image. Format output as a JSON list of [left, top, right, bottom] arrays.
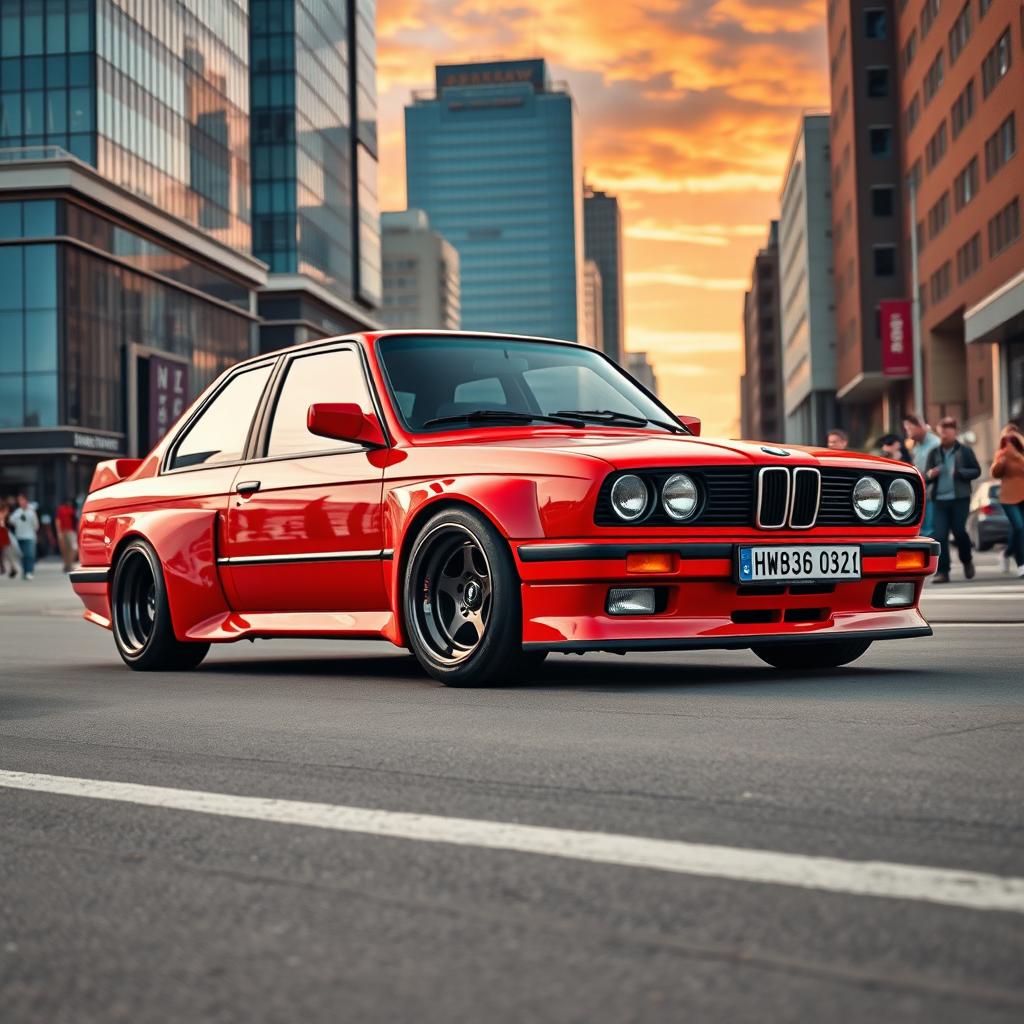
[[2, 769, 1023, 914]]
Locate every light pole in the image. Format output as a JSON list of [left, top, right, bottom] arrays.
[[908, 176, 925, 417]]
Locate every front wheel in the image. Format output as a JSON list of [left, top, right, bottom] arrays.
[[403, 507, 531, 686], [751, 639, 872, 671], [111, 539, 210, 671]]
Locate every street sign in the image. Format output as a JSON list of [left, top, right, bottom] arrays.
[[148, 354, 189, 445]]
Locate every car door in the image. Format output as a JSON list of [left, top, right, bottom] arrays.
[[219, 344, 388, 614]]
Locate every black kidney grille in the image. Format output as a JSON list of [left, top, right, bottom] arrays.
[[789, 468, 820, 528], [757, 467, 790, 528]]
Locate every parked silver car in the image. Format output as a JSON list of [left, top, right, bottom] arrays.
[[966, 481, 1009, 551]]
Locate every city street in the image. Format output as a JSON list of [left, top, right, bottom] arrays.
[[1, 558, 1022, 1023]]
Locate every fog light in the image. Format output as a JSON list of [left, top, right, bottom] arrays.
[[884, 582, 916, 607], [607, 587, 656, 615]]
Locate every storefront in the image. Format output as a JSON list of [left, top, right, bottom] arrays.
[[966, 268, 1024, 431]]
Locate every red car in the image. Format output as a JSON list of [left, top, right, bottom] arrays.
[[71, 331, 936, 686]]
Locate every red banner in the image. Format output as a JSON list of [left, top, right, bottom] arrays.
[[880, 299, 913, 377]]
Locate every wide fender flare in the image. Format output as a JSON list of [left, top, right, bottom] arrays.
[[103, 508, 229, 642]]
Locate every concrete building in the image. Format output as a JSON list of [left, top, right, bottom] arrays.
[[741, 221, 785, 443], [625, 352, 658, 397], [380, 209, 460, 330], [582, 259, 604, 350], [897, 0, 1023, 457], [250, 0, 381, 351], [583, 184, 624, 363], [405, 59, 583, 341], [827, 0, 909, 445], [778, 114, 839, 446]]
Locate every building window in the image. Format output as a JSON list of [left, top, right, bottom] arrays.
[[929, 261, 952, 304], [982, 29, 1012, 97], [869, 125, 893, 156], [873, 245, 897, 277], [928, 192, 951, 238], [985, 114, 1018, 180], [902, 30, 918, 75], [956, 233, 982, 282], [905, 93, 921, 135], [872, 185, 895, 217], [949, 3, 973, 64], [831, 29, 847, 80], [951, 79, 976, 138], [920, 0, 941, 38], [865, 8, 888, 38], [954, 156, 980, 209], [988, 197, 1021, 257], [926, 121, 948, 171], [923, 51, 944, 103], [867, 66, 890, 97], [978, 0, 993, 17]]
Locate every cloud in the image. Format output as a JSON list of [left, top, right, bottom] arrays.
[[625, 221, 767, 247], [627, 270, 749, 291]]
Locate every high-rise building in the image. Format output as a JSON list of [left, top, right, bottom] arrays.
[[0, 2, 265, 508], [779, 114, 839, 447], [625, 351, 658, 397], [405, 59, 583, 341], [828, 0, 908, 445], [582, 259, 603, 351], [741, 221, 785, 442], [250, 0, 381, 352], [897, 0, 1023, 456], [380, 209, 460, 330], [583, 184, 624, 363]]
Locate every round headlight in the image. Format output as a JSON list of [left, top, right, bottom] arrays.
[[887, 477, 916, 521], [662, 473, 699, 521], [852, 476, 884, 520], [610, 474, 649, 521]]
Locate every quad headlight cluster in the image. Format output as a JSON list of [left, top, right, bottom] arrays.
[[609, 473, 701, 522], [853, 475, 917, 522]]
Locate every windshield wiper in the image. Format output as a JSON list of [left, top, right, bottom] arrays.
[[422, 409, 587, 429], [553, 408, 688, 434]]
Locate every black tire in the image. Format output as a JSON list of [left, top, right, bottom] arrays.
[[403, 507, 531, 686], [751, 639, 872, 671], [111, 539, 210, 671]]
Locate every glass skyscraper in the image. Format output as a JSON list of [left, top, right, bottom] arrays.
[[405, 59, 583, 342]]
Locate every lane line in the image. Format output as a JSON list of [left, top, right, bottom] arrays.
[[2, 769, 1023, 914]]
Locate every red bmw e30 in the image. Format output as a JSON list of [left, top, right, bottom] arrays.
[[70, 331, 936, 686]]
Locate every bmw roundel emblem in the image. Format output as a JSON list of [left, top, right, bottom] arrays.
[[761, 446, 791, 457]]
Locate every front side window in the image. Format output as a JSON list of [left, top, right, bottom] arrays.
[[377, 336, 676, 434], [266, 348, 373, 457], [170, 364, 273, 470]]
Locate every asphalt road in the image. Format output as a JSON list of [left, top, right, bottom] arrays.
[[1, 557, 1022, 1023]]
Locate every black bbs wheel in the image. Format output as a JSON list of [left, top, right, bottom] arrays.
[[111, 539, 209, 671], [404, 507, 533, 686], [751, 639, 872, 671]]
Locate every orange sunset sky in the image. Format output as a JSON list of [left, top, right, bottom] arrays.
[[376, 0, 831, 437]]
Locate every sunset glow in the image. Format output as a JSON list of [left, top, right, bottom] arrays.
[[377, 0, 830, 435]]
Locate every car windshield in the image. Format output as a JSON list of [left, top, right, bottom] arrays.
[[376, 336, 681, 434]]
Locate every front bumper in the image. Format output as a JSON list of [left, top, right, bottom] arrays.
[[515, 538, 938, 653]]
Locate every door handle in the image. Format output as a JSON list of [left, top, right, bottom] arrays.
[[235, 480, 261, 495]]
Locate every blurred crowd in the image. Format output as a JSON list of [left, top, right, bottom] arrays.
[[0, 494, 80, 581], [825, 415, 1024, 584]]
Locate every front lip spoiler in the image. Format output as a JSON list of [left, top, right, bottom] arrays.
[[69, 568, 110, 585], [524, 625, 933, 654]]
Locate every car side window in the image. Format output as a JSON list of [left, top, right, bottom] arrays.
[[266, 348, 373, 457], [169, 364, 273, 471]]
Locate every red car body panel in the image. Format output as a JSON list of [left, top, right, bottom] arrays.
[[72, 331, 936, 655]]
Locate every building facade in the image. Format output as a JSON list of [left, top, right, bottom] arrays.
[[778, 114, 839, 446], [741, 221, 785, 442], [828, 0, 909, 445], [582, 258, 603, 350], [625, 351, 658, 397], [405, 59, 583, 342], [380, 208, 460, 330], [250, 0, 381, 352], [583, 184, 624, 363], [897, 0, 1022, 457]]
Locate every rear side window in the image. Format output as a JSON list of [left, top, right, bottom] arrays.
[[266, 348, 372, 457], [169, 364, 272, 470]]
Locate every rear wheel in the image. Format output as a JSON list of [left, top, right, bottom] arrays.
[[111, 539, 210, 671], [403, 508, 530, 686], [751, 639, 872, 671]]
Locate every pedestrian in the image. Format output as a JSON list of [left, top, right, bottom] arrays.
[[0, 506, 21, 578], [826, 427, 848, 451], [903, 412, 941, 536], [991, 422, 1024, 578], [55, 499, 78, 573], [7, 493, 40, 579], [924, 417, 980, 583], [877, 433, 912, 464]]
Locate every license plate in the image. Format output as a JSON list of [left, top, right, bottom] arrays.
[[737, 545, 861, 583]]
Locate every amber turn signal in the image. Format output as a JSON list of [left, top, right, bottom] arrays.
[[895, 550, 927, 570], [626, 551, 675, 573]]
